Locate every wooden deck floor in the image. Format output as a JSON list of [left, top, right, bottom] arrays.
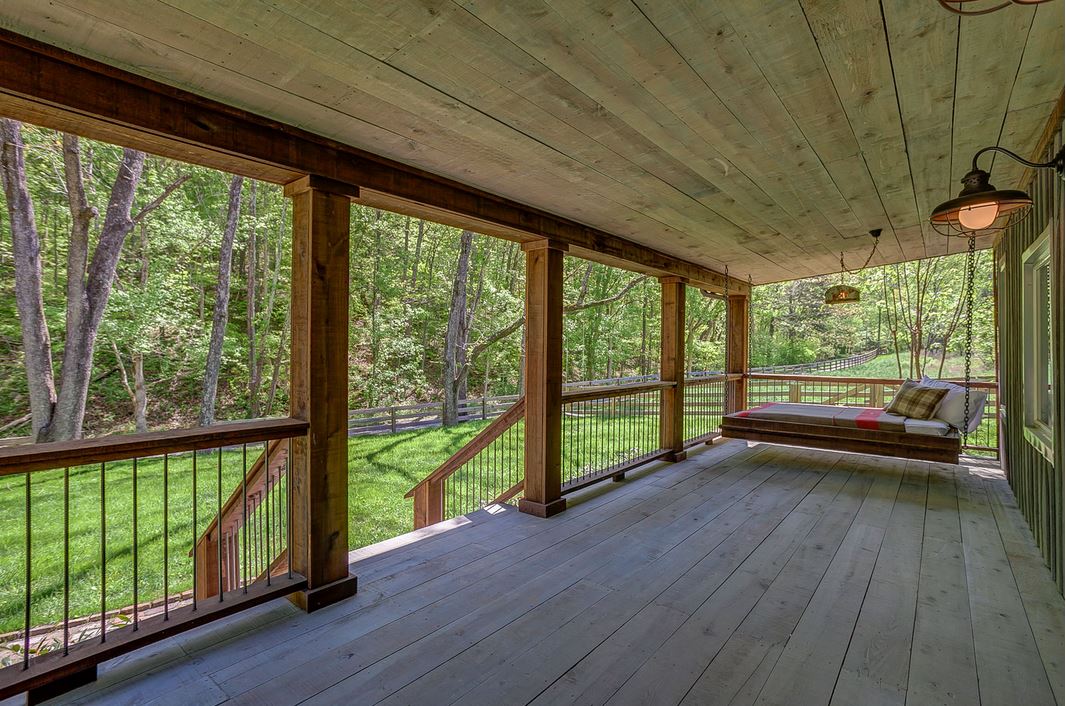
[[33, 441, 1064, 706]]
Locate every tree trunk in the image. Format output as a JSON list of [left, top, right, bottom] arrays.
[[266, 306, 290, 416], [199, 175, 243, 426], [247, 181, 259, 417], [410, 219, 424, 289], [132, 352, 147, 432], [442, 230, 473, 426], [0, 119, 57, 440]]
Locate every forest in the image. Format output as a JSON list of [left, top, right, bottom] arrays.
[[0, 122, 995, 442]]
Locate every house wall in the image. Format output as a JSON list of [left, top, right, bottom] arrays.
[[995, 111, 1064, 592]]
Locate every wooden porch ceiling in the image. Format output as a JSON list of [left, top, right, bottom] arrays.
[[1, 1, 1061, 284]]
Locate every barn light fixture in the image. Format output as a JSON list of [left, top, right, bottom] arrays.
[[929, 146, 1064, 237], [824, 229, 881, 306], [936, 0, 1053, 16]]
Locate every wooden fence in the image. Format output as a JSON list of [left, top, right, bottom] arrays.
[[349, 348, 881, 436]]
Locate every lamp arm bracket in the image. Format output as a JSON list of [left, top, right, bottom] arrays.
[[972, 145, 1065, 174]]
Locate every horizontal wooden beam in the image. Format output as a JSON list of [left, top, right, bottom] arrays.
[[0, 30, 746, 294]]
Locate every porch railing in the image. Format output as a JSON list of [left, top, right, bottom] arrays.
[[747, 374, 999, 455], [406, 381, 685, 529], [0, 418, 308, 701], [682, 374, 737, 447], [561, 381, 673, 492]]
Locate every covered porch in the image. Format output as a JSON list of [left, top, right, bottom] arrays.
[[36, 440, 1063, 705], [0, 1, 1062, 703]]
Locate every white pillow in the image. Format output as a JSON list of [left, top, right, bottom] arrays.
[[920, 375, 988, 433]]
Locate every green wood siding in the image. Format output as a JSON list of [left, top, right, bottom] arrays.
[[995, 125, 1064, 592]]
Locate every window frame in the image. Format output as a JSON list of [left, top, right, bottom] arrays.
[[1021, 226, 1054, 461]]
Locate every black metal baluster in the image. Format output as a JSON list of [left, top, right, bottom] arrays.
[[265, 441, 272, 586], [23, 471, 31, 669], [242, 444, 249, 593], [133, 457, 139, 631], [100, 461, 107, 643], [163, 453, 169, 621], [192, 451, 198, 612], [217, 447, 223, 601], [63, 466, 70, 654], [286, 442, 292, 580]]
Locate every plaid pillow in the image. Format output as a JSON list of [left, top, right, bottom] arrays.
[[884, 380, 949, 420]]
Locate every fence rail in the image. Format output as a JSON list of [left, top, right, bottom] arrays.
[[352, 349, 880, 438], [747, 347, 880, 375], [0, 418, 307, 701]]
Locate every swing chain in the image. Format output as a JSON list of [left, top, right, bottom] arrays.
[[724, 265, 730, 374], [748, 275, 754, 373], [963, 235, 976, 445]]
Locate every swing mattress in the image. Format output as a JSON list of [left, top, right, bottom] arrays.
[[721, 403, 960, 464]]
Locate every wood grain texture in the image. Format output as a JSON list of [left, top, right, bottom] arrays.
[[995, 117, 1064, 592], [0, 417, 307, 475], [520, 240, 567, 516], [727, 294, 750, 413], [721, 414, 961, 464], [0, 2, 1058, 282], [34, 441, 1062, 706], [288, 180, 352, 591], [659, 278, 686, 457]]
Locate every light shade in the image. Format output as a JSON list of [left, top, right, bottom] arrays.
[[824, 284, 861, 305], [930, 167, 1032, 237]]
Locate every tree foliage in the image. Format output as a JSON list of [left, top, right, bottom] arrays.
[[0, 125, 995, 439]]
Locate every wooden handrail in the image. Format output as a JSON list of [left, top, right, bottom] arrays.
[[0, 417, 309, 476], [684, 373, 742, 386], [405, 397, 526, 499], [746, 373, 998, 389], [561, 380, 674, 404]]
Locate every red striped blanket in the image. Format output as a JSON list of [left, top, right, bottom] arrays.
[[735, 402, 907, 432]]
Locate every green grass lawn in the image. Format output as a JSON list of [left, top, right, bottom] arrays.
[[0, 413, 681, 635], [0, 421, 489, 635], [823, 351, 995, 380]]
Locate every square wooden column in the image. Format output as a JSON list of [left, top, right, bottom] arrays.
[[659, 277, 687, 462], [726, 293, 750, 414], [285, 175, 359, 611], [519, 240, 567, 518]]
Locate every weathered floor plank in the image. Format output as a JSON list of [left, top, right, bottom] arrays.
[[36, 441, 1060, 706]]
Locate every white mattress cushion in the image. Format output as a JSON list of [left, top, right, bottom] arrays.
[[920, 375, 988, 433], [903, 417, 955, 437]]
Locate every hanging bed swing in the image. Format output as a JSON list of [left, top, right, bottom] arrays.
[[721, 225, 989, 465]]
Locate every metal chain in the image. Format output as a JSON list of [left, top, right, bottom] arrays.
[[723, 265, 730, 374], [748, 275, 754, 374], [963, 235, 976, 445]]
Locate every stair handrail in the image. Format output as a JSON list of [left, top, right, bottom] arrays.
[[405, 396, 526, 500]]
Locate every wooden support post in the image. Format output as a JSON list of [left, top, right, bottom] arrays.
[[285, 175, 359, 612], [413, 479, 444, 529], [519, 240, 567, 519], [659, 277, 687, 462], [726, 293, 750, 414]]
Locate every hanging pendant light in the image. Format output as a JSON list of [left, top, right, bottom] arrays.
[[824, 229, 881, 305], [930, 146, 1064, 237]]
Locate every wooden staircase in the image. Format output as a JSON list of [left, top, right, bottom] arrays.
[[193, 438, 291, 600]]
